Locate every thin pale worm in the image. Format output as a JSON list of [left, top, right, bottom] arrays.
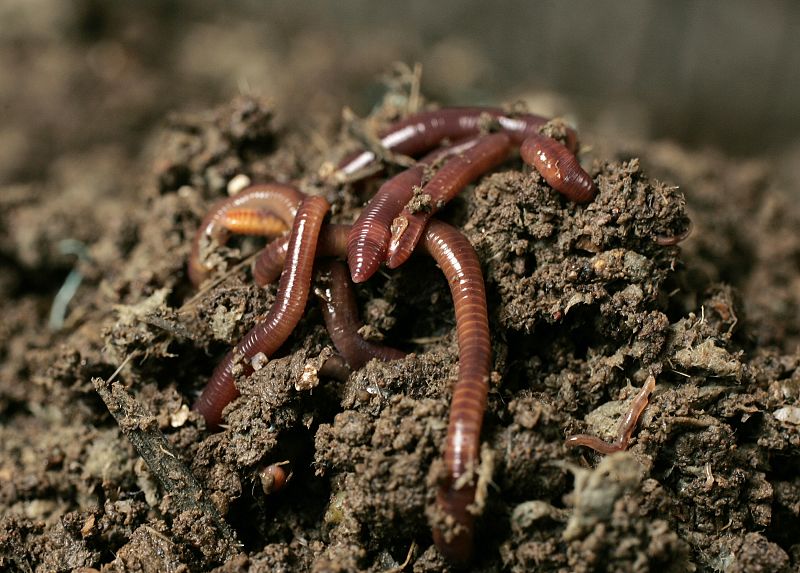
[[193, 195, 330, 430], [420, 220, 491, 565], [188, 183, 305, 286], [565, 375, 656, 454], [519, 133, 596, 204], [316, 260, 406, 369], [385, 133, 512, 270]]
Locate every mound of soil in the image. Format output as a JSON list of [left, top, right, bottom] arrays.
[[1, 88, 798, 572]]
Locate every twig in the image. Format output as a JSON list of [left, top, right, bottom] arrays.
[[179, 251, 260, 312], [93, 367, 239, 560]]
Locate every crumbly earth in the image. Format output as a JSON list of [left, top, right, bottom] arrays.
[[1, 91, 799, 573]]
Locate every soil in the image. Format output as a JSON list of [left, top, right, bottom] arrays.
[[2, 76, 800, 573]]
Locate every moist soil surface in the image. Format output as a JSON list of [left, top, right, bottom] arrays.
[[1, 83, 799, 572]]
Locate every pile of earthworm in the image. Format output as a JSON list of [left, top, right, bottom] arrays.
[[187, 106, 600, 565]]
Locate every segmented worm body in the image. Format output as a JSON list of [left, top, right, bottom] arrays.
[[385, 133, 512, 269], [191, 104, 603, 565], [338, 106, 577, 177], [420, 220, 491, 565], [519, 133, 596, 204], [193, 195, 330, 429], [565, 375, 656, 454], [251, 226, 405, 369], [317, 260, 407, 369], [231, 215, 490, 563], [253, 224, 351, 287], [252, 237, 291, 287], [219, 208, 288, 237], [344, 107, 595, 283], [347, 165, 424, 283], [346, 136, 485, 284], [188, 183, 305, 286]]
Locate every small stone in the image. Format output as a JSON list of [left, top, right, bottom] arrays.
[[169, 404, 190, 428], [251, 352, 269, 371], [296, 363, 320, 391], [773, 406, 800, 425], [227, 173, 251, 195]]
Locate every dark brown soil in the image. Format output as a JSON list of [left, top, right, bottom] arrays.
[[2, 81, 800, 573]]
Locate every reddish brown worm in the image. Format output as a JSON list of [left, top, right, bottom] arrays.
[[252, 226, 406, 370], [347, 165, 426, 284], [317, 354, 352, 381], [565, 375, 656, 454], [188, 183, 305, 286], [316, 260, 406, 369], [259, 462, 291, 495], [347, 137, 485, 284], [254, 217, 491, 563], [337, 106, 578, 177], [385, 133, 512, 270], [655, 222, 692, 246], [193, 195, 330, 430], [345, 108, 595, 283], [519, 133, 596, 204], [419, 220, 491, 565], [253, 224, 352, 287]]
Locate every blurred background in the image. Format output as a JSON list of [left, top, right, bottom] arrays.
[[1, 0, 799, 188]]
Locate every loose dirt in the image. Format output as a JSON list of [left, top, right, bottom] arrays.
[[1, 85, 798, 572]]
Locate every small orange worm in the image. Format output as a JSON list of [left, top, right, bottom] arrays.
[[188, 183, 304, 286]]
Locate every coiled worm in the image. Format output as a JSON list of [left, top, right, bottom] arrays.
[[188, 183, 304, 286]]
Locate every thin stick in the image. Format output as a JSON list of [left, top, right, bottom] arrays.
[[93, 370, 239, 560]]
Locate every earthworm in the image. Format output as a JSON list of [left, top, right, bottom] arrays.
[[200, 209, 490, 559], [193, 195, 330, 430], [519, 132, 597, 204], [565, 375, 656, 454], [252, 227, 405, 369], [385, 133, 512, 270], [253, 224, 351, 287], [219, 208, 288, 237], [252, 236, 292, 287], [345, 108, 595, 282], [259, 462, 291, 495], [253, 216, 491, 562], [188, 183, 305, 286], [316, 260, 406, 369], [317, 354, 352, 381], [337, 106, 578, 177], [655, 222, 692, 246], [347, 137, 485, 283], [420, 220, 491, 565], [347, 165, 426, 283]]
